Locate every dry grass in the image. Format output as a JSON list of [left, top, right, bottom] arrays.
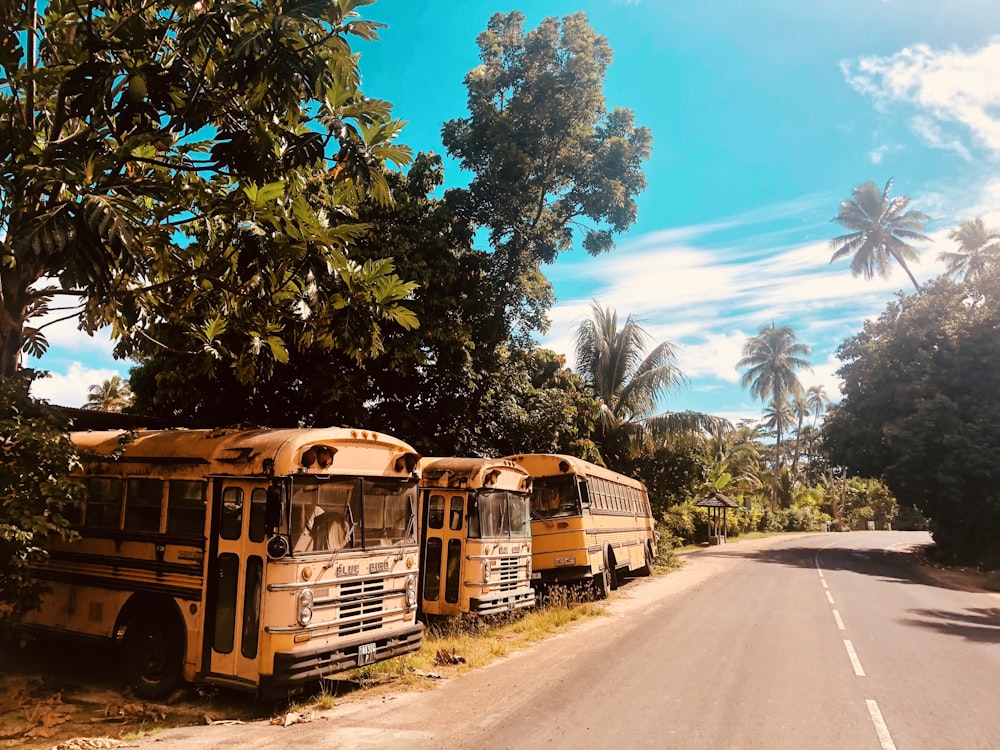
[[316, 583, 611, 700]]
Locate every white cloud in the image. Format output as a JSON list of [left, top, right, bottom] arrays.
[[30, 362, 124, 408], [842, 36, 1000, 159], [540, 193, 958, 419]]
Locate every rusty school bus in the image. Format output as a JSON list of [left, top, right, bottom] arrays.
[[417, 457, 535, 617], [24, 427, 423, 699], [505, 454, 656, 598]]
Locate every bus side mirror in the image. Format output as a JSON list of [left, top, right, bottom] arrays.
[[266, 485, 284, 535]]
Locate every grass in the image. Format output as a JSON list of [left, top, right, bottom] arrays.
[[984, 571, 1000, 592], [296, 583, 613, 706]]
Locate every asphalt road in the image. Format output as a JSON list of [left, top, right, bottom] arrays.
[[131, 531, 1000, 750]]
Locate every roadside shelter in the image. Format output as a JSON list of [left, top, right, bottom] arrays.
[[695, 491, 740, 545]]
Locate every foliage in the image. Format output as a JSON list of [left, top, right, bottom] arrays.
[[937, 217, 1000, 284], [824, 273, 1000, 565], [442, 11, 652, 348], [476, 347, 603, 460], [0, 372, 82, 631], [84, 375, 132, 412], [738, 323, 811, 506], [829, 178, 929, 292], [574, 301, 687, 462], [1, 0, 416, 380]]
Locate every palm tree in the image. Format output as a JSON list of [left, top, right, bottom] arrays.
[[737, 323, 812, 506], [84, 375, 133, 412], [829, 178, 930, 293], [938, 217, 1000, 283], [574, 301, 721, 464], [805, 384, 829, 428]]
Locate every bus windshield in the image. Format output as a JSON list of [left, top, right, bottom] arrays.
[[530, 475, 582, 519], [290, 477, 417, 553], [470, 490, 531, 539]]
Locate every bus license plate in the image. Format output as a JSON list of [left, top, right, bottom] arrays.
[[357, 642, 377, 666]]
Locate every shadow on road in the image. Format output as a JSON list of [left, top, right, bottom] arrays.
[[684, 535, 985, 595], [901, 607, 1000, 644]]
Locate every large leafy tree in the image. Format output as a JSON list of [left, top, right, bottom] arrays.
[[829, 179, 930, 293], [442, 11, 652, 349], [824, 273, 1000, 565], [738, 323, 811, 506], [130, 153, 479, 434], [1, 0, 416, 382], [938, 217, 1000, 284]]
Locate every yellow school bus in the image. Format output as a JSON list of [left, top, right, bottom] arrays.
[[505, 454, 656, 598], [24, 427, 423, 699], [417, 457, 535, 617]]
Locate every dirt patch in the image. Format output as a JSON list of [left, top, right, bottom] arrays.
[[0, 640, 265, 750]]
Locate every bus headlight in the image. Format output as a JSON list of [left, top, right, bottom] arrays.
[[405, 575, 417, 607], [482, 560, 492, 584], [297, 588, 314, 626]]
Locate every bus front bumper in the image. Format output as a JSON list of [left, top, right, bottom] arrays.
[[469, 587, 536, 615], [262, 622, 424, 698]]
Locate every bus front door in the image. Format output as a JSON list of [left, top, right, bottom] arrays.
[[205, 479, 269, 686], [419, 490, 467, 616]]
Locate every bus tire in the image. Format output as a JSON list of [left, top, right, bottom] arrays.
[[120, 610, 183, 700], [592, 558, 612, 600], [607, 548, 619, 591]]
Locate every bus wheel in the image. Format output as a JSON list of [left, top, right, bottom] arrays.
[[607, 549, 620, 591], [120, 612, 183, 699], [592, 559, 612, 600]]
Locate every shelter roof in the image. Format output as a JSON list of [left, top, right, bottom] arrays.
[[695, 491, 740, 508]]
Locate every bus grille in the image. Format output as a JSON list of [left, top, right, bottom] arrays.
[[497, 556, 521, 591], [339, 579, 385, 636]]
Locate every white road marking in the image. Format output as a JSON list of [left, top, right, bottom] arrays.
[[826, 590, 835, 605], [822, 579, 829, 589], [866, 699, 898, 750], [844, 640, 866, 676], [832, 609, 846, 630]]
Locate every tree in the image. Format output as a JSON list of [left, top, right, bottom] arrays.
[[574, 301, 687, 465], [84, 375, 132, 412], [824, 273, 1000, 565], [0, 371, 82, 631], [938, 217, 1000, 284], [829, 179, 930, 293], [1, 0, 417, 382], [442, 11, 652, 349], [129, 153, 482, 439], [805, 384, 829, 428], [738, 323, 811, 506]]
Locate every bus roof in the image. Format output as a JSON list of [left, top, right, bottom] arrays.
[[503, 454, 645, 490], [71, 427, 420, 479], [418, 457, 530, 492]]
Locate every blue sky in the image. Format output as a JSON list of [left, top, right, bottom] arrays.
[[30, 0, 1000, 422]]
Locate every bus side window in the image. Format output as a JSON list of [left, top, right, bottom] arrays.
[[167, 480, 206, 537], [578, 480, 591, 508], [84, 477, 123, 530], [427, 494, 445, 529], [124, 478, 164, 533]]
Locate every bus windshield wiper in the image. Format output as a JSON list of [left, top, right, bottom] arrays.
[[530, 506, 554, 527], [321, 504, 357, 573]]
